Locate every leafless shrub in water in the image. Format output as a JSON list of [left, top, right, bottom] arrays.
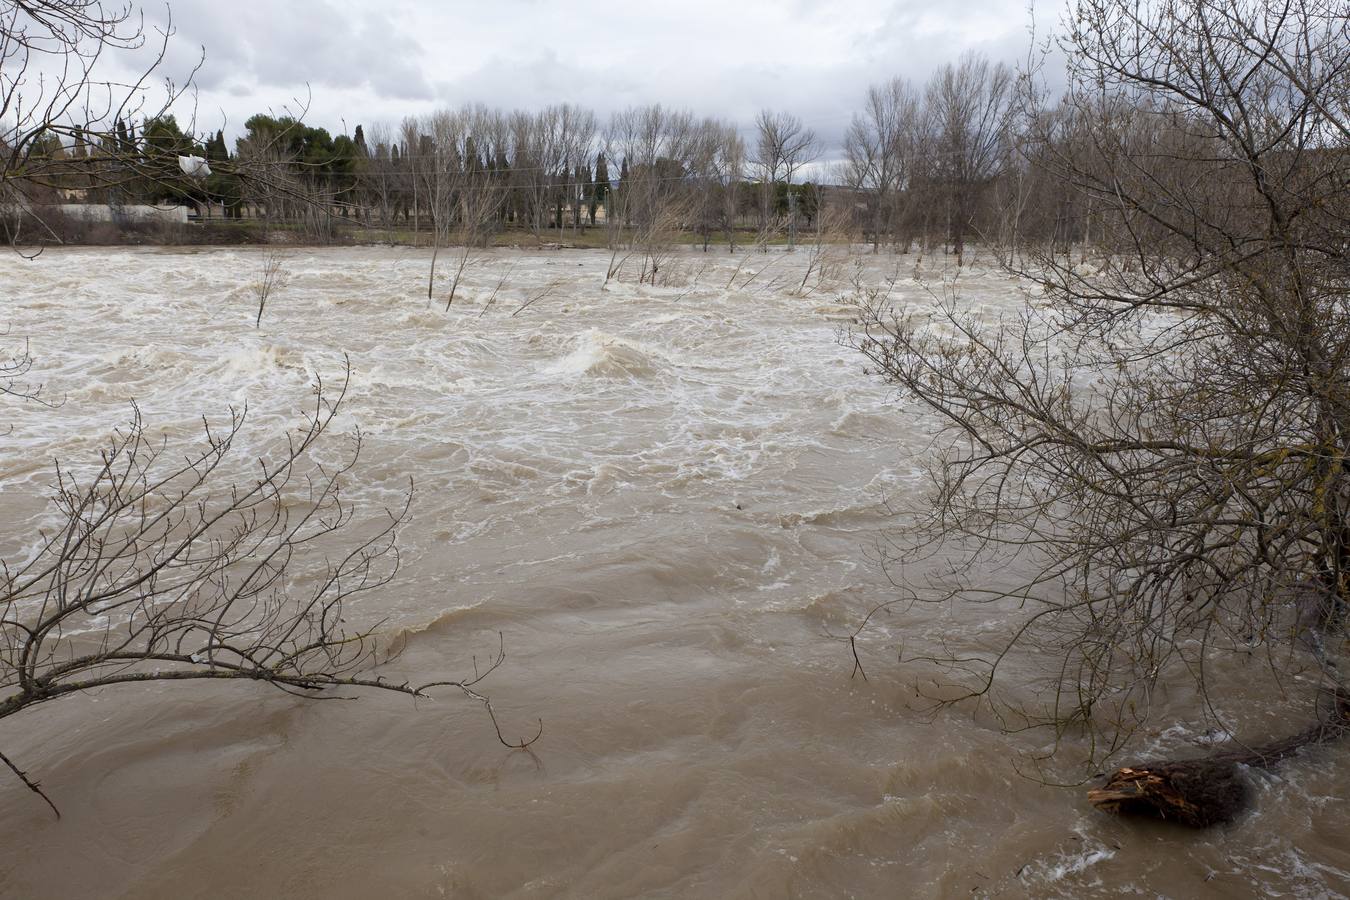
[[0, 367, 540, 817], [795, 197, 856, 297], [252, 250, 288, 326], [850, 0, 1350, 765]]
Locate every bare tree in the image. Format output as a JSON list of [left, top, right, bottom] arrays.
[[423, 109, 461, 298], [506, 110, 540, 236], [252, 249, 287, 326], [510, 106, 571, 241], [398, 116, 423, 239], [852, 0, 1350, 795], [442, 106, 507, 308], [843, 78, 922, 252], [551, 103, 597, 236], [923, 52, 1015, 264], [750, 109, 820, 249], [602, 105, 697, 285], [688, 117, 743, 252], [358, 123, 398, 237], [756, 109, 819, 184], [418, 107, 510, 304]]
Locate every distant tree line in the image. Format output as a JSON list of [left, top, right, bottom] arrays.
[[16, 44, 1310, 261]]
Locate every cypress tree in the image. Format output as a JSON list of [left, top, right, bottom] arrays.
[[574, 162, 588, 229], [207, 129, 228, 161], [614, 156, 627, 226], [494, 146, 512, 223], [592, 152, 609, 225]]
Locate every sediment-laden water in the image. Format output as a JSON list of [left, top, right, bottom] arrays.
[[0, 246, 1345, 898]]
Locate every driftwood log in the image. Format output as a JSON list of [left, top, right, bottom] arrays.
[[1088, 692, 1350, 827]]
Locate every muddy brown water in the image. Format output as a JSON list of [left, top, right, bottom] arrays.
[[0, 247, 1345, 898]]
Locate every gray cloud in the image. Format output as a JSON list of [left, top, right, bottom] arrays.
[[122, 0, 1054, 148], [152, 1, 432, 98]]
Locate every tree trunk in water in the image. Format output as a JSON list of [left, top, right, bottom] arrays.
[[427, 240, 439, 300], [1089, 692, 1350, 827]]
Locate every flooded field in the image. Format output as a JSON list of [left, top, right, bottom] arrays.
[[0, 246, 1345, 898]]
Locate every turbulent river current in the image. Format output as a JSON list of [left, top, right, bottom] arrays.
[[0, 246, 1345, 898]]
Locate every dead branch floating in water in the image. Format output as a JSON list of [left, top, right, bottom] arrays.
[[1089, 693, 1350, 827]]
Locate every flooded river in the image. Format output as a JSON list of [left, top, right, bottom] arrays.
[[0, 246, 1345, 898]]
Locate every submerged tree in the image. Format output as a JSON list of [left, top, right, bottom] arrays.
[[0, 1, 536, 817], [853, 0, 1350, 769], [843, 77, 921, 252], [0, 374, 536, 817], [924, 52, 1014, 264], [602, 105, 698, 285]]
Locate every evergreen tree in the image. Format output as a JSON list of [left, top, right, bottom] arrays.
[[798, 182, 819, 228], [494, 146, 512, 223], [207, 129, 228, 162], [592, 151, 609, 225], [331, 134, 359, 216], [203, 129, 238, 218], [574, 163, 588, 229], [140, 115, 198, 205], [390, 144, 407, 223]]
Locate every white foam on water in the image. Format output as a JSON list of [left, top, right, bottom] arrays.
[[547, 329, 663, 379]]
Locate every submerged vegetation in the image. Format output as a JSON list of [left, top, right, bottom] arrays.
[[853, 0, 1350, 824]]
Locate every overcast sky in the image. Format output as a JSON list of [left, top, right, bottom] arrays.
[[135, 0, 1055, 155]]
